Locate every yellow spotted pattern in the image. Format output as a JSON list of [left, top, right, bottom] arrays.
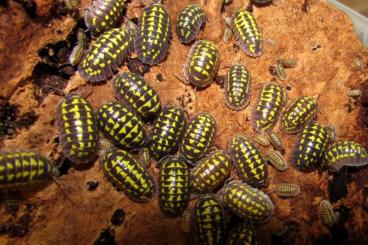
[[135, 3, 171, 65], [179, 113, 216, 163], [229, 135, 268, 187], [176, 4, 206, 44], [281, 96, 318, 134], [225, 64, 252, 110], [193, 195, 225, 245], [184, 40, 219, 88], [220, 181, 273, 223], [56, 95, 98, 164], [291, 122, 331, 172], [190, 151, 232, 194], [158, 157, 190, 217], [84, 0, 126, 36], [102, 149, 155, 202], [226, 222, 257, 245], [79, 27, 135, 83], [113, 72, 161, 120], [231, 9, 262, 57], [0, 152, 55, 188], [97, 101, 147, 149], [148, 107, 186, 160], [252, 83, 286, 132], [324, 141, 368, 172]]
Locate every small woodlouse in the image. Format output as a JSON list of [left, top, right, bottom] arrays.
[[226, 222, 257, 245], [176, 4, 206, 44], [184, 40, 220, 88], [220, 181, 274, 224], [319, 200, 339, 227], [0, 152, 59, 189], [269, 63, 286, 81], [274, 183, 301, 197], [277, 58, 298, 68], [281, 96, 318, 134], [253, 134, 271, 147], [84, 0, 126, 36], [225, 64, 252, 110], [348, 89, 362, 98], [231, 9, 262, 57], [190, 150, 232, 194], [193, 194, 225, 245], [97, 101, 147, 150], [135, 2, 171, 65], [112, 72, 161, 120], [158, 156, 190, 217], [69, 29, 86, 67], [324, 141, 368, 172], [179, 112, 216, 164], [267, 150, 288, 172], [102, 149, 155, 203], [268, 130, 284, 151], [251, 83, 286, 132], [291, 122, 332, 172], [78, 25, 135, 83], [229, 134, 268, 187], [56, 95, 99, 164], [148, 106, 186, 160]]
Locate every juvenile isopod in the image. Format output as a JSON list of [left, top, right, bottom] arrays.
[[319, 199, 339, 227], [274, 183, 301, 197], [267, 150, 288, 172], [176, 4, 206, 44]]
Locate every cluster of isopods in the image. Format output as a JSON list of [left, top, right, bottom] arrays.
[[1, 0, 368, 244]]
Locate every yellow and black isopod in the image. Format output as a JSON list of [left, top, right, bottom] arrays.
[[219, 180, 273, 224], [0, 152, 59, 189], [184, 40, 220, 88], [158, 156, 190, 217], [291, 122, 332, 172], [84, 0, 126, 36], [281, 96, 318, 134], [226, 222, 257, 245], [190, 151, 232, 194], [148, 106, 186, 160], [78, 24, 135, 83], [56, 95, 99, 164], [112, 72, 161, 120], [102, 149, 155, 202], [231, 9, 262, 57], [251, 82, 286, 132], [193, 194, 225, 245], [229, 134, 268, 187], [135, 2, 171, 65], [324, 141, 368, 172], [225, 64, 252, 110], [179, 112, 217, 164], [97, 101, 147, 150], [176, 4, 206, 44]]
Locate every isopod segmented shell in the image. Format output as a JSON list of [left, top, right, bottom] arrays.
[[253, 134, 270, 147], [268, 130, 284, 151], [231, 9, 262, 57], [148, 106, 186, 160], [190, 151, 232, 194], [84, 0, 126, 36], [274, 183, 300, 197], [135, 3, 171, 65], [176, 4, 206, 44], [319, 200, 339, 227], [158, 156, 190, 217], [79, 26, 135, 82], [281, 96, 318, 134], [193, 195, 225, 245], [184, 40, 220, 88], [267, 150, 288, 172], [102, 149, 155, 202], [56, 95, 99, 164], [220, 181, 273, 224], [229, 134, 268, 187], [0, 152, 59, 189], [179, 112, 217, 164], [251, 83, 286, 132], [112, 72, 161, 120], [291, 122, 332, 172], [324, 141, 368, 172], [226, 222, 257, 245], [69, 29, 87, 66], [225, 64, 252, 110], [97, 101, 147, 150]]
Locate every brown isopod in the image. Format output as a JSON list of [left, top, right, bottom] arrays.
[[253, 134, 271, 147], [268, 131, 284, 152], [267, 150, 288, 172], [319, 200, 339, 227], [274, 183, 300, 197]]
